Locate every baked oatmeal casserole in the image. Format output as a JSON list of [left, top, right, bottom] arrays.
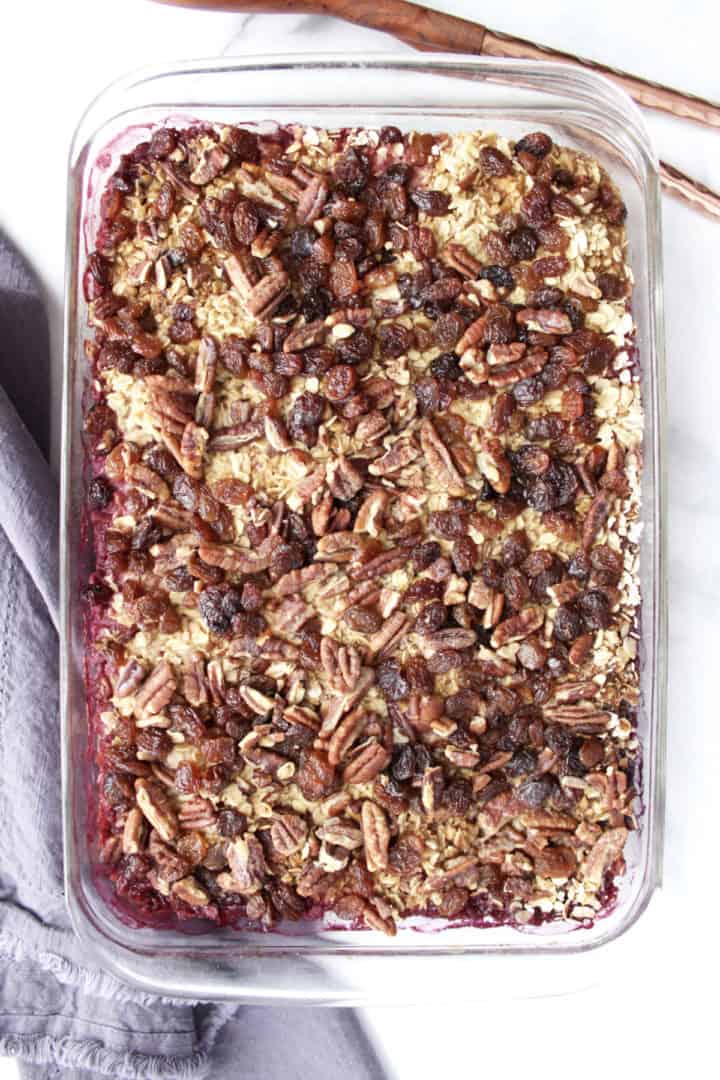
[[81, 121, 642, 935]]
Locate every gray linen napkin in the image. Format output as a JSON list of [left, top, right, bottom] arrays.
[[0, 233, 386, 1079]]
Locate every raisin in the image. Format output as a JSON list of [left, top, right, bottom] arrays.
[[481, 558, 504, 590], [442, 778, 473, 815], [226, 128, 260, 163], [452, 536, 478, 574], [506, 748, 537, 777], [335, 328, 373, 366], [484, 304, 516, 344], [415, 376, 454, 416], [480, 145, 513, 177], [198, 585, 243, 636], [410, 190, 451, 216], [378, 323, 412, 358], [219, 337, 249, 377], [485, 231, 513, 265], [479, 264, 514, 289], [324, 364, 357, 402], [430, 352, 462, 381], [553, 604, 584, 643], [597, 272, 626, 300], [517, 775, 555, 808], [445, 689, 481, 720], [329, 259, 359, 300], [414, 601, 446, 635], [512, 375, 545, 406], [503, 567, 530, 609], [405, 579, 443, 604], [521, 182, 553, 227], [516, 132, 553, 159], [343, 606, 383, 634], [578, 589, 612, 630], [510, 445, 551, 478], [391, 744, 415, 782], [410, 541, 442, 571], [433, 312, 465, 350], [377, 659, 410, 701], [168, 320, 196, 345], [508, 226, 538, 261], [88, 477, 113, 509], [217, 809, 247, 838], [288, 391, 325, 445], [334, 148, 369, 196], [149, 128, 177, 159], [268, 540, 306, 582], [428, 509, 467, 540], [136, 729, 172, 761], [233, 200, 260, 245], [404, 655, 434, 693], [303, 346, 334, 376]]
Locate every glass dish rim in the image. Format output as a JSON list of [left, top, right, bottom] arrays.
[[60, 52, 667, 998]]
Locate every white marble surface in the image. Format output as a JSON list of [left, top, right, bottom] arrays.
[[1, 0, 719, 1076]]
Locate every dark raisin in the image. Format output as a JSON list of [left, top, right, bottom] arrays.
[[517, 775, 556, 808], [452, 536, 478, 574], [335, 328, 373, 366], [442, 778, 473, 815], [479, 264, 514, 289], [512, 376, 545, 406], [430, 352, 462, 381], [149, 128, 177, 160], [480, 145, 513, 176], [391, 744, 415, 783], [377, 659, 409, 701], [287, 392, 325, 445], [415, 376, 454, 416], [521, 182, 553, 227], [414, 601, 446, 635], [553, 604, 584, 643], [324, 364, 357, 402], [226, 128, 260, 163], [577, 589, 612, 630], [378, 323, 412, 358], [481, 558, 504, 590], [380, 125, 402, 144], [405, 578, 443, 603], [506, 748, 537, 777], [217, 809, 247, 838], [410, 190, 451, 216], [88, 477, 113, 509], [404, 655, 434, 693], [410, 541, 442, 571], [597, 272, 626, 300], [508, 226, 538, 261], [427, 509, 467, 540], [445, 689, 481, 720], [198, 585, 242, 636], [334, 148, 369, 196], [515, 132, 553, 159]]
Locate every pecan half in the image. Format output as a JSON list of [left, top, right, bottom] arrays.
[[296, 175, 329, 224], [282, 319, 327, 352], [368, 441, 420, 477], [134, 661, 176, 716], [353, 489, 389, 537], [420, 420, 467, 496], [478, 437, 512, 494], [327, 707, 366, 766], [134, 778, 178, 843], [327, 455, 364, 501], [490, 606, 544, 648], [343, 740, 391, 784], [361, 801, 390, 872], [270, 813, 308, 856], [316, 817, 364, 850], [194, 336, 218, 393], [245, 272, 291, 319], [115, 658, 147, 698], [444, 242, 483, 278], [583, 827, 628, 887], [227, 834, 268, 894], [180, 421, 208, 480]]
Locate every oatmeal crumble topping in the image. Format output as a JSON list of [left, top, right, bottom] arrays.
[[82, 120, 641, 934]]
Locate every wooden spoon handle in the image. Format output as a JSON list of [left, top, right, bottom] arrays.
[[154, 0, 720, 129]]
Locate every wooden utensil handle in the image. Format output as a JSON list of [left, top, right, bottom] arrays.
[[155, 0, 720, 129]]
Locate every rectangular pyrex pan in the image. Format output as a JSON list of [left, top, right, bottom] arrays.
[[61, 54, 667, 1003]]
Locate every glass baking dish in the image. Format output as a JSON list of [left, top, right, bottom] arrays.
[[61, 54, 667, 1003]]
